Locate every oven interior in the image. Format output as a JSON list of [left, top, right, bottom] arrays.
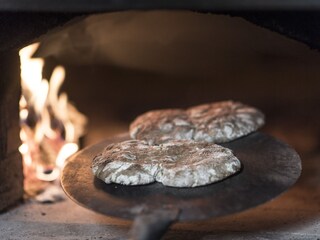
[[38, 11, 320, 147]]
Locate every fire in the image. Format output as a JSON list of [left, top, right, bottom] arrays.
[[19, 43, 87, 183]]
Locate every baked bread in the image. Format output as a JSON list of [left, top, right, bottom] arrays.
[[92, 139, 241, 187], [130, 101, 264, 144]]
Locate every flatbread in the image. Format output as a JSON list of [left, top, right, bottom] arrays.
[[92, 140, 241, 187], [130, 101, 264, 144]]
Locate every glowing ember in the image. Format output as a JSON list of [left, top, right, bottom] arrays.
[[19, 43, 87, 185]]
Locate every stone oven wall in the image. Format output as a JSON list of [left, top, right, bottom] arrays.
[[0, 50, 23, 211]]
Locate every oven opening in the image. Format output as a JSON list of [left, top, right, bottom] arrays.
[[1, 9, 319, 240]]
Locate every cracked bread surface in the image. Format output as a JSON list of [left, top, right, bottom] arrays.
[[130, 101, 264, 144], [92, 139, 241, 187]]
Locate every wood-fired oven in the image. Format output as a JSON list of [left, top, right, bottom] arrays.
[[1, 1, 320, 239]]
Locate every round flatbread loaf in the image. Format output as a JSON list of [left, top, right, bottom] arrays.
[[92, 140, 241, 187], [129, 101, 264, 144]]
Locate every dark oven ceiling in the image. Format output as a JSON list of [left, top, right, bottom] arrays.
[[1, 0, 320, 11], [0, 1, 320, 51]]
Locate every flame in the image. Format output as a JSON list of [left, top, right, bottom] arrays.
[[19, 43, 87, 182], [56, 143, 79, 168]]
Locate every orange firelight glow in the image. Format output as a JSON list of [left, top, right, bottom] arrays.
[[19, 43, 87, 182]]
